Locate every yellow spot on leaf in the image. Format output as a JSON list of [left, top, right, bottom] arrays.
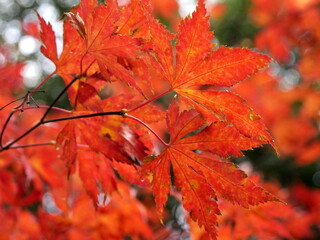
[[190, 179, 199, 190], [100, 127, 115, 140], [249, 113, 255, 121]]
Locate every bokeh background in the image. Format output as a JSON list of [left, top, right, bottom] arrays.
[[0, 0, 319, 239]]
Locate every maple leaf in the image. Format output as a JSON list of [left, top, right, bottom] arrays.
[[37, 12, 94, 104], [75, 116, 139, 164], [116, 0, 152, 38], [64, 0, 145, 95], [72, 90, 151, 163], [143, 100, 278, 239], [78, 150, 117, 203], [36, 12, 58, 64], [56, 122, 77, 175], [37, 12, 88, 76], [190, 178, 297, 240], [146, 0, 274, 146], [37, 0, 146, 102]]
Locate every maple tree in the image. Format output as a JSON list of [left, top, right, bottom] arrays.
[[0, 0, 319, 239]]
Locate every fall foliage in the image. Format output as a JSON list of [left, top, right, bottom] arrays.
[[0, 0, 319, 239]]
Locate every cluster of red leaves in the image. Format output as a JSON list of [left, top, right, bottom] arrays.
[[251, 0, 320, 65], [209, 0, 320, 239], [234, 71, 320, 165], [2, 0, 317, 239], [189, 177, 320, 240], [238, 0, 320, 165]]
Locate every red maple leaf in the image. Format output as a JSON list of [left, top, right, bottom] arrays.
[[146, 0, 274, 146], [143, 100, 278, 239]]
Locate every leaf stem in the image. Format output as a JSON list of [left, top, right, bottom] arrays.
[[79, 52, 88, 74], [29, 71, 56, 97], [0, 111, 14, 148], [127, 89, 171, 113], [43, 111, 123, 124], [7, 141, 90, 150], [125, 114, 168, 147]]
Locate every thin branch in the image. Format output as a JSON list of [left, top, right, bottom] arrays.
[[1, 74, 80, 151], [13, 106, 72, 114], [14, 90, 45, 111], [0, 96, 25, 111], [43, 111, 123, 124], [1, 77, 76, 151], [9, 141, 55, 149], [0, 111, 14, 148], [29, 71, 56, 97], [0, 90, 45, 112], [0, 110, 125, 152], [1, 109, 166, 151], [0, 106, 70, 149], [40, 59, 96, 122], [127, 89, 171, 113], [0, 59, 98, 152], [125, 114, 169, 147], [1, 123, 42, 151], [26, 94, 39, 106], [40, 76, 79, 122]]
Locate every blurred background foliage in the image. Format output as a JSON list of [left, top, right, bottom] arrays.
[[0, 0, 79, 107], [210, 0, 258, 46]]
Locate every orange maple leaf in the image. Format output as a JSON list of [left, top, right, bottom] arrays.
[[37, 0, 146, 99], [143, 100, 278, 239], [37, 12, 88, 77], [68, 0, 145, 95], [146, 0, 274, 146]]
